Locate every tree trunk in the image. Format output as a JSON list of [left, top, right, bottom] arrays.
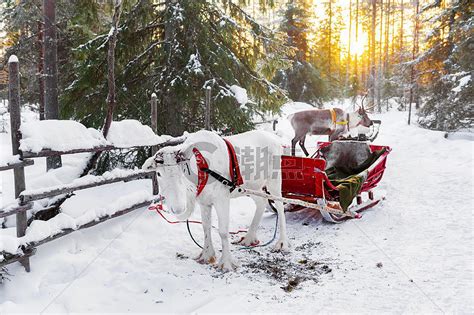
[[346, 0, 352, 95], [43, 0, 62, 170], [384, 0, 391, 110], [390, 0, 395, 57], [369, 0, 376, 110], [408, 0, 419, 124], [37, 21, 45, 121], [377, 0, 383, 112], [399, 0, 404, 62], [102, 0, 123, 138], [384, 0, 390, 72], [414, 0, 420, 110], [354, 0, 359, 94], [328, 0, 332, 89]]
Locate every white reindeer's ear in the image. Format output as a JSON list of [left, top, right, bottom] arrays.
[[142, 151, 164, 169], [154, 151, 165, 164], [142, 156, 156, 170], [174, 150, 187, 163], [175, 141, 194, 161]]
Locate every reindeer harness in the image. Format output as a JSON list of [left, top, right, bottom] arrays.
[[192, 138, 243, 197]]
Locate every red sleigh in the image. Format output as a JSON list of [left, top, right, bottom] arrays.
[[280, 141, 391, 223]]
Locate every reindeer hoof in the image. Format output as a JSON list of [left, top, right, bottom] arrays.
[[233, 236, 260, 247], [232, 236, 245, 245], [273, 240, 290, 253], [217, 259, 238, 272], [195, 251, 216, 265]]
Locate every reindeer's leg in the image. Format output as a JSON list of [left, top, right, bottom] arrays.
[[214, 198, 237, 271], [195, 204, 216, 264], [299, 135, 309, 156], [236, 195, 266, 246], [266, 180, 290, 252], [291, 137, 299, 156]]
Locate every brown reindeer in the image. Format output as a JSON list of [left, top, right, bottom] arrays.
[[289, 107, 373, 156]]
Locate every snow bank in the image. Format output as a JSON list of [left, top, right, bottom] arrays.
[[230, 85, 248, 106], [19, 120, 108, 153], [107, 120, 169, 148], [19, 119, 173, 153]]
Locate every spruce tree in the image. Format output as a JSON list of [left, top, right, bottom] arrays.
[[273, 0, 325, 106], [417, 0, 473, 132]]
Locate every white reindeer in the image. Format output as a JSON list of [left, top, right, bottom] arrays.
[[143, 130, 288, 271]]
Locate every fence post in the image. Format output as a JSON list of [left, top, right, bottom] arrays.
[[150, 93, 159, 195], [205, 86, 211, 130], [150, 93, 158, 156], [152, 173, 159, 196], [8, 55, 30, 272]]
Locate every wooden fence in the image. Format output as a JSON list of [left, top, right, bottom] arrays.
[[0, 57, 180, 272]]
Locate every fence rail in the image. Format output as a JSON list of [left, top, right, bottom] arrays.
[[21, 146, 116, 158], [0, 203, 33, 219], [0, 159, 34, 171], [20, 170, 156, 203]]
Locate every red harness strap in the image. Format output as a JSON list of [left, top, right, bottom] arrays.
[[192, 139, 243, 197], [193, 147, 209, 197], [223, 138, 244, 187]]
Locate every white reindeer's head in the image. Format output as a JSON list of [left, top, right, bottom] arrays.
[[143, 147, 190, 218]]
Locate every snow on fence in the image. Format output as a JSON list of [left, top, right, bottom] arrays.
[[0, 57, 183, 271]]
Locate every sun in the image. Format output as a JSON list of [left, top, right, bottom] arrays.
[[352, 34, 367, 56], [340, 28, 367, 57]]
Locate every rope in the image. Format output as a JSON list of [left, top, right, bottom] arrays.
[[149, 200, 278, 250], [186, 220, 203, 249], [238, 211, 278, 250]]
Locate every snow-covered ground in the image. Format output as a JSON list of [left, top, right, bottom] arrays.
[[1, 103, 473, 313]]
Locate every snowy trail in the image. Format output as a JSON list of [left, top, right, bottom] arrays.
[[1, 111, 473, 313]]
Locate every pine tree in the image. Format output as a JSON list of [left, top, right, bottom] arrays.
[[417, 0, 473, 132], [273, 0, 325, 106]]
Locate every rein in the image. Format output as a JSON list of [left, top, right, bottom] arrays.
[[148, 198, 278, 250]]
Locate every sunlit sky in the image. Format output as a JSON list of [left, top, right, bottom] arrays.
[[311, 0, 416, 58]]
